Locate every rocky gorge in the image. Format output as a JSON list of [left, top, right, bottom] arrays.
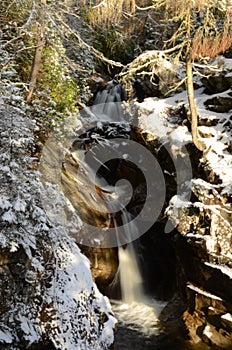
[[0, 1, 232, 349], [76, 58, 232, 349]]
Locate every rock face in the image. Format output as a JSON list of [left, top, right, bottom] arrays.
[[79, 246, 119, 296], [0, 104, 116, 350], [167, 177, 232, 348], [165, 130, 232, 345], [134, 66, 232, 348], [184, 284, 232, 348]]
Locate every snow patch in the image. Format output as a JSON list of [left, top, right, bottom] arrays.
[[203, 325, 213, 339], [0, 329, 13, 344], [205, 262, 232, 279], [138, 81, 232, 192], [221, 313, 232, 322], [2, 210, 15, 223], [187, 283, 222, 301]]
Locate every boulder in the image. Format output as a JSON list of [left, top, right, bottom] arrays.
[[201, 74, 232, 95], [204, 96, 232, 113]]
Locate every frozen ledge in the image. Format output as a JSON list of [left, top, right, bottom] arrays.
[[205, 262, 232, 279], [187, 283, 222, 301]]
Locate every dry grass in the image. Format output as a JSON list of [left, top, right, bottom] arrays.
[[85, 0, 151, 25], [87, 0, 136, 28], [192, 13, 232, 60], [192, 32, 232, 60]]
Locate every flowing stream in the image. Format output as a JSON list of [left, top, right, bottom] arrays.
[[111, 211, 169, 349]]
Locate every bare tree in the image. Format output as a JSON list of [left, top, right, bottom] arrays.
[[185, 3, 205, 151], [27, 0, 46, 103]]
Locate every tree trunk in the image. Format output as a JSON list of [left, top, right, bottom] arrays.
[[185, 7, 205, 151], [27, 0, 46, 103]]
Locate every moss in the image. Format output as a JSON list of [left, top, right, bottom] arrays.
[[36, 41, 79, 113], [1, 1, 79, 115], [94, 28, 135, 64]]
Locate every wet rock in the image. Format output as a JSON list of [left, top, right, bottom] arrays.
[[224, 50, 232, 58], [166, 174, 232, 348], [79, 246, 119, 296]]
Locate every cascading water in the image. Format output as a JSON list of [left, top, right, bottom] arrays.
[[113, 210, 144, 303], [118, 243, 144, 303], [112, 217, 168, 349]]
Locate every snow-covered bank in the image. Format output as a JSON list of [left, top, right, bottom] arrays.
[[0, 102, 116, 349], [137, 57, 232, 260], [138, 77, 231, 193]]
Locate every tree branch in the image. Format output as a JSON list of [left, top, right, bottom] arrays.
[[54, 13, 124, 68]]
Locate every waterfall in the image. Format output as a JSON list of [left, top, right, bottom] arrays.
[[115, 210, 145, 304], [113, 236, 167, 345], [119, 243, 144, 303], [91, 79, 128, 122]]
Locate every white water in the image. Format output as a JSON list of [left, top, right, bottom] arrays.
[[116, 239, 167, 341], [115, 221, 167, 341], [111, 298, 166, 337], [113, 244, 165, 345]]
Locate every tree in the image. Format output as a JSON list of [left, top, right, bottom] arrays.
[[27, 0, 47, 103], [185, 2, 205, 151]]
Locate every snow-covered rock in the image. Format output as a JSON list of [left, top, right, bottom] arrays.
[[135, 56, 232, 348], [0, 103, 116, 349]]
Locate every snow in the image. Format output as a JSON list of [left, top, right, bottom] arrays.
[[0, 101, 117, 349], [205, 262, 232, 279], [9, 241, 19, 253], [0, 196, 11, 210], [205, 237, 218, 254], [13, 197, 27, 212], [221, 313, 232, 322], [138, 94, 192, 147], [2, 210, 15, 223], [169, 125, 192, 146], [17, 315, 41, 344], [203, 325, 213, 339], [187, 283, 222, 301], [168, 194, 192, 209], [138, 64, 232, 191], [0, 329, 13, 344]]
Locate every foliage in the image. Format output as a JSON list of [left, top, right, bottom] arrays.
[[37, 38, 79, 113], [86, 0, 136, 27], [94, 27, 136, 64], [0, 99, 116, 349], [0, 0, 79, 117], [117, 50, 181, 96], [192, 9, 232, 59]]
